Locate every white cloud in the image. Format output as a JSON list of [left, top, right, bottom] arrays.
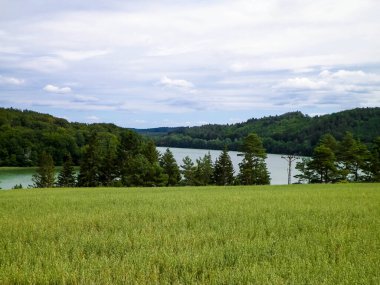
[[320, 69, 380, 83], [73, 94, 99, 102], [0, 75, 24, 85], [277, 77, 327, 90], [43, 84, 72, 94], [277, 69, 380, 91], [22, 57, 67, 73], [86, 115, 100, 122], [159, 76, 194, 90], [0, 0, 379, 126], [273, 69, 380, 109], [54, 49, 110, 61]]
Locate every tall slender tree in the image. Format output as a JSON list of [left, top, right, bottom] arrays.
[[57, 153, 76, 187], [337, 132, 370, 181], [160, 148, 181, 186], [309, 145, 339, 183], [213, 146, 235, 186], [77, 133, 100, 187], [180, 156, 196, 186], [194, 152, 214, 186], [368, 137, 380, 182], [238, 133, 270, 185], [32, 152, 55, 188]]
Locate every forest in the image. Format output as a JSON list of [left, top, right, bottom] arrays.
[[0, 108, 124, 166], [143, 107, 380, 155], [0, 107, 379, 167]]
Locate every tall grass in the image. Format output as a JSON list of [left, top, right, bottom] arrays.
[[0, 184, 379, 284]]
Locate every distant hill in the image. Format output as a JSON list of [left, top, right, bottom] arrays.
[[140, 108, 380, 155], [0, 107, 379, 167], [0, 108, 128, 166]]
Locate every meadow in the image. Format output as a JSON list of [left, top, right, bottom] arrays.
[[0, 184, 379, 284]]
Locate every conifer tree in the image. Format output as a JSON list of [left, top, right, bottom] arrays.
[[181, 156, 196, 185], [337, 132, 371, 181], [368, 137, 380, 182], [57, 153, 76, 187], [213, 146, 234, 185], [77, 133, 100, 187], [194, 152, 214, 185], [160, 148, 181, 186], [32, 152, 56, 188], [309, 145, 339, 183], [238, 133, 270, 185]]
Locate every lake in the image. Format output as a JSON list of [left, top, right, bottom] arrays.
[[0, 147, 302, 189]]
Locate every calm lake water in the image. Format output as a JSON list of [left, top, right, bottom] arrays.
[[0, 147, 302, 189]]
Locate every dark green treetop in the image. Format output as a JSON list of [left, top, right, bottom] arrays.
[[57, 153, 76, 187], [160, 148, 181, 186], [32, 152, 56, 188], [213, 146, 235, 186], [238, 133, 270, 185]]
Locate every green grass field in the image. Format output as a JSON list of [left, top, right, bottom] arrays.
[[0, 184, 379, 284]]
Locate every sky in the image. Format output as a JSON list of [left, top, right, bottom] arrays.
[[0, 0, 379, 128]]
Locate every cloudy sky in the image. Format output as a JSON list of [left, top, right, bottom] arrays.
[[0, 0, 379, 128]]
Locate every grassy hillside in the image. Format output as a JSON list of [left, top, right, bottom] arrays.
[[1, 184, 379, 284]]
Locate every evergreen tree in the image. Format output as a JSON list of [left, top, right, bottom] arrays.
[[57, 153, 76, 187], [180, 156, 196, 185], [319, 133, 338, 153], [337, 132, 370, 181], [213, 146, 234, 185], [295, 158, 318, 184], [309, 145, 339, 183], [369, 137, 380, 182], [194, 152, 214, 185], [238, 133, 270, 185], [295, 135, 342, 183], [32, 152, 55, 188], [123, 154, 167, 187], [98, 150, 117, 186], [117, 137, 167, 187], [160, 148, 181, 186], [117, 130, 142, 186], [77, 133, 100, 187]]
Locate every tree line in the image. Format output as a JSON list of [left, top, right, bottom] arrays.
[[295, 132, 380, 183], [149, 108, 380, 155], [31, 132, 271, 188], [1, 107, 379, 168], [0, 108, 125, 167]]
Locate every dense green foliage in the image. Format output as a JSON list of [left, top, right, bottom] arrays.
[[213, 146, 235, 186], [148, 107, 380, 155], [0, 184, 379, 284], [1, 107, 379, 167], [238, 133, 270, 185], [76, 130, 169, 187], [296, 132, 380, 183], [170, 134, 269, 187], [57, 154, 76, 187], [0, 108, 125, 166], [31, 152, 56, 188], [159, 148, 181, 186]]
